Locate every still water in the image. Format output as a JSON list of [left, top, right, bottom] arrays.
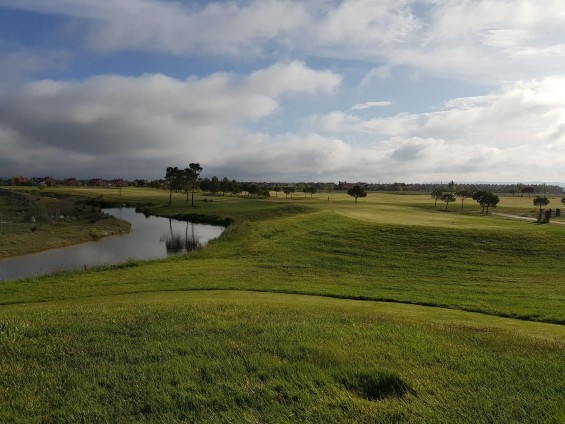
[[0, 208, 225, 282]]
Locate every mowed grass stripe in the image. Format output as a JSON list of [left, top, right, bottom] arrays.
[[3, 290, 565, 341]]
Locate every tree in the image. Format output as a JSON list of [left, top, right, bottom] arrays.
[[284, 186, 296, 198], [431, 189, 443, 207], [473, 191, 499, 214], [447, 180, 456, 193], [62, 177, 80, 187], [230, 179, 240, 195], [305, 185, 317, 197], [533, 196, 550, 213], [183, 163, 203, 206], [521, 186, 535, 197], [440, 193, 456, 211], [561, 197, 565, 205], [210, 176, 220, 195], [220, 177, 230, 196], [472, 191, 488, 213], [199, 177, 211, 193], [456, 189, 474, 210], [247, 184, 260, 197], [165, 166, 184, 206], [273, 185, 281, 197], [347, 185, 367, 204]]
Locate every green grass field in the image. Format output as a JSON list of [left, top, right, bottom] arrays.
[[0, 187, 563, 422]]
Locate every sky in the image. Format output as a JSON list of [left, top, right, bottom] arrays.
[[1, 0, 565, 183]]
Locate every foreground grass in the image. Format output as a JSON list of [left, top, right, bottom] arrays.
[[0, 291, 563, 423], [1, 187, 564, 422]]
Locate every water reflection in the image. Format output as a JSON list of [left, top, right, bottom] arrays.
[[162, 220, 202, 253], [0, 208, 224, 281]]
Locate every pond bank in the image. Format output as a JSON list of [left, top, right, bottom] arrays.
[[0, 208, 225, 281], [0, 194, 131, 259]]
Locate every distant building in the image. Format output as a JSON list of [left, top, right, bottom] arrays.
[[338, 181, 355, 190], [11, 175, 31, 186]]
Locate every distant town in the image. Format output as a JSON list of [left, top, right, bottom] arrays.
[[2, 175, 563, 195]]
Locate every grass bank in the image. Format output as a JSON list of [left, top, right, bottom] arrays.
[[0, 193, 130, 258]]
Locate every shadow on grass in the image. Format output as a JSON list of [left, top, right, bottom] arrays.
[[337, 367, 415, 401]]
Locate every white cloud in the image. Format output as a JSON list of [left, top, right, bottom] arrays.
[[359, 65, 393, 87], [305, 76, 565, 181], [3, 0, 565, 82], [348, 101, 392, 111], [248, 61, 341, 97], [3, 1, 565, 182], [0, 62, 342, 178]]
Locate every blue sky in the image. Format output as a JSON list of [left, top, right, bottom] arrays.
[[1, 0, 565, 182]]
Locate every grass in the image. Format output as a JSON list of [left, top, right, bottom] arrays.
[[0, 194, 130, 258], [0, 187, 564, 422], [0, 291, 563, 423]]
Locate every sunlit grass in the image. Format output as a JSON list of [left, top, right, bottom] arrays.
[[1, 186, 565, 422], [0, 291, 563, 423]]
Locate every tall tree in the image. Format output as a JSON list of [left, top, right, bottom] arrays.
[[165, 166, 183, 206], [472, 191, 488, 213], [199, 177, 211, 193], [431, 189, 443, 208], [183, 163, 203, 206], [456, 189, 474, 210], [210, 176, 220, 195], [230, 179, 240, 195], [220, 177, 230, 196], [347, 185, 367, 204]]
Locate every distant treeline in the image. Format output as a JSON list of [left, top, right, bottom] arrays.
[[2, 175, 562, 195], [360, 182, 563, 195]]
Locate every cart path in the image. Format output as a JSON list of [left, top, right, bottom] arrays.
[[492, 212, 565, 224]]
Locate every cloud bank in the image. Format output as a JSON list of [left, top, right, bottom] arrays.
[[3, 0, 565, 82], [2, 62, 565, 181], [1, 1, 565, 182]]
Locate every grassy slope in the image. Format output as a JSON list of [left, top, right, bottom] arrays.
[[0, 188, 564, 422]]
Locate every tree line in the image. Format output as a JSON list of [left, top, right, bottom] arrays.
[[430, 188, 500, 213]]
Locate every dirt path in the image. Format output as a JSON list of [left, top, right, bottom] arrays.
[[492, 212, 565, 224]]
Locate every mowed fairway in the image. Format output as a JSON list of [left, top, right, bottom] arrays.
[[0, 188, 564, 422]]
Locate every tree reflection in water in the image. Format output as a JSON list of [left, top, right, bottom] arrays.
[[162, 219, 202, 253]]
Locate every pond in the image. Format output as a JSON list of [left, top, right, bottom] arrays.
[[0, 208, 225, 282]]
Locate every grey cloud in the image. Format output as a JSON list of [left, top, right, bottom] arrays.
[[0, 62, 344, 179], [4, 1, 565, 83]]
